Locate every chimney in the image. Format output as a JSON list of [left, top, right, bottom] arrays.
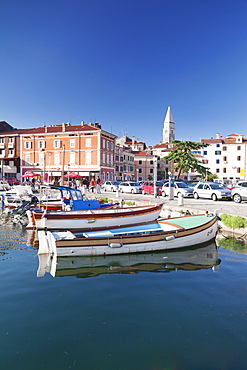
[[81, 121, 85, 126], [132, 136, 135, 145], [62, 123, 66, 132], [216, 133, 220, 139]]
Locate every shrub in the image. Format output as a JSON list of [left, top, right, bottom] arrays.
[[220, 214, 247, 229]]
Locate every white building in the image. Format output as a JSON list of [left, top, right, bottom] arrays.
[[201, 133, 247, 181]]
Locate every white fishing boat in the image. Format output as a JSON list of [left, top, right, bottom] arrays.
[[27, 204, 163, 230], [37, 241, 220, 277], [37, 212, 219, 258]]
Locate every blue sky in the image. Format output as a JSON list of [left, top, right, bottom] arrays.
[[1, 0, 247, 146]]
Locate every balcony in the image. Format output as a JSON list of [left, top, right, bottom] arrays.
[[8, 142, 14, 148]]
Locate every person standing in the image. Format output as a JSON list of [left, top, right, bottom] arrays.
[[96, 178, 101, 193], [90, 178, 95, 192]]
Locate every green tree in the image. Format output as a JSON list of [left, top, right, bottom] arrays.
[[162, 140, 211, 179]]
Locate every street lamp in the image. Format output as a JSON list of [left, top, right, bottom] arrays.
[[153, 156, 157, 198], [67, 164, 70, 186]]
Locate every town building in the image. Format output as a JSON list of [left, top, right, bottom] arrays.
[[115, 145, 135, 181], [116, 135, 146, 152], [0, 121, 32, 182], [201, 133, 247, 182], [20, 121, 117, 183]]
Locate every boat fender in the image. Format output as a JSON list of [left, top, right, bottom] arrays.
[[109, 243, 123, 248], [164, 235, 175, 241]]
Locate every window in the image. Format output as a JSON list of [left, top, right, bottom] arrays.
[[38, 140, 45, 149], [223, 168, 226, 173], [54, 153, 60, 165], [216, 159, 220, 164], [8, 137, 14, 143], [215, 151, 221, 155], [0, 138, 4, 144], [223, 156, 227, 162], [138, 168, 142, 174], [25, 155, 30, 164], [86, 152, 91, 165], [223, 146, 227, 151], [237, 156, 241, 161], [216, 169, 220, 173], [237, 168, 240, 173], [54, 140, 61, 148], [86, 138, 91, 148], [9, 149, 14, 156], [150, 168, 154, 174], [139, 160, 142, 165], [150, 160, 153, 165], [39, 152, 44, 165], [70, 152, 76, 165], [216, 144, 220, 147], [237, 146, 241, 150], [203, 151, 207, 155], [70, 139, 75, 148], [25, 141, 31, 149]]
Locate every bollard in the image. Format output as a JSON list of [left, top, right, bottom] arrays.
[[178, 193, 184, 206]]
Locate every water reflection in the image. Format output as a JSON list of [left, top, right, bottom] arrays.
[[217, 236, 247, 254], [38, 242, 221, 278]]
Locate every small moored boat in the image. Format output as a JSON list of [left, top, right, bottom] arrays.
[[37, 213, 219, 257], [27, 204, 163, 230]]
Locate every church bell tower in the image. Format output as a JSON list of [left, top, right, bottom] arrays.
[[162, 106, 175, 143]]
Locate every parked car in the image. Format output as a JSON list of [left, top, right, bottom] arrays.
[[231, 181, 247, 203], [185, 181, 199, 189], [141, 181, 164, 195], [118, 181, 142, 194], [193, 182, 231, 201], [161, 181, 194, 197], [101, 181, 120, 192]]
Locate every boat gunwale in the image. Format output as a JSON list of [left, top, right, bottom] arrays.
[[32, 204, 163, 221], [54, 215, 218, 248]]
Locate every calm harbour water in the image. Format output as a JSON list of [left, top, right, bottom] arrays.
[[1, 221, 247, 370]]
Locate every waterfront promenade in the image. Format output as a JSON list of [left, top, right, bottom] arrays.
[[95, 191, 247, 218]]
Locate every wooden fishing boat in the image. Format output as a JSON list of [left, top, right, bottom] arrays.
[[37, 241, 220, 277], [37, 213, 219, 257], [27, 204, 163, 230]]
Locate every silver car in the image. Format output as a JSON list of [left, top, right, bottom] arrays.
[[161, 181, 194, 197], [193, 182, 231, 201], [231, 181, 247, 203], [101, 181, 120, 192], [118, 181, 142, 194]]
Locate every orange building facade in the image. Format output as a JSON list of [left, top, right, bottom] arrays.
[[20, 122, 116, 183]]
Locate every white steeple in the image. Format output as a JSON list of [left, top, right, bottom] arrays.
[[162, 106, 175, 143]]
